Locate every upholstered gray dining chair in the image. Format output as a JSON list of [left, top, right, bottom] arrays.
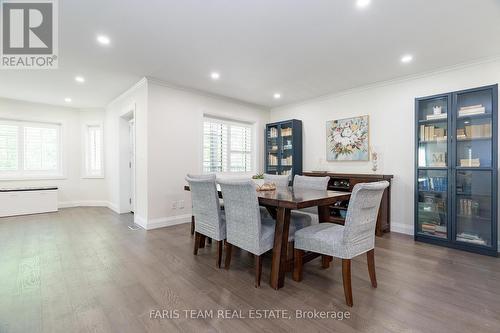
[[185, 175, 226, 268], [187, 174, 217, 235], [263, 173, 290, 187], [218, 179, 311, 287], [293, 181, 389, 307], [291, 175, 331, 224]]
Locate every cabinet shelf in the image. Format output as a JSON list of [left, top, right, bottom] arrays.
[[415, 84, 498, 257]]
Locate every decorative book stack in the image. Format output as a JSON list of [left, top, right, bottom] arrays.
[[458, 104, 485, 117]]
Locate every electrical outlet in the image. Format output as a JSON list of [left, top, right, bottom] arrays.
[[178, 200, 184, 209]]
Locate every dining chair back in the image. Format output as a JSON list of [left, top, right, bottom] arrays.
[[293, 175, 330, 190], [342, 181, 389, 256], [218, 179, 265, 254], [263, 174, 289, 187]]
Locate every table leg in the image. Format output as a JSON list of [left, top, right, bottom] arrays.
[[270, 207, 291, 290], [318, 205, 330, 223]]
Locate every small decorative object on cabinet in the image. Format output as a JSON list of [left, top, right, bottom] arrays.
[[415, 84, 498, 256], [265, 119, 302, 181], [302, 172, 393, 236]]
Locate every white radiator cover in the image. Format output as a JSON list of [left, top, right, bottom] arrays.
[[0, 189, 58, 217]]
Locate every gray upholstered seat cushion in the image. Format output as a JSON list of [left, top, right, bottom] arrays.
[[260, 207, 312, 241], [291, 208, 319, 224], [295, 223, 347, 257]]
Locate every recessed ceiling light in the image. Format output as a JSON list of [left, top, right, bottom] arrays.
[[210, 72, 220, 80], [273, 93, 281, 100], [401, 54, 413, 63], [97, 35, 110, 45], [356, 0, 371, 8], [64, 97, 72, 103], [75, 76, 85, 83]]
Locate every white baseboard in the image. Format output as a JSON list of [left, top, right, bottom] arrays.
[[134, 215, 147, 229], [390, 222, 414, 236], [58, 200, 109, 208], [144, 214, 191, 230], [106, 202, 120, 214]]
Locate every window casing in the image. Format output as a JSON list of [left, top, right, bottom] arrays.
[[203, 117, 253, 173], [0, 119, 62, 179], [83, 124, 104, 178]]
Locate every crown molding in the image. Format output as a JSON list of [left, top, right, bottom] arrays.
[[272, 55, 500, 111], [106, 77, 148, 107]]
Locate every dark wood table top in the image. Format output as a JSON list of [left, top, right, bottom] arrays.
[[184, 185, 350, 209]]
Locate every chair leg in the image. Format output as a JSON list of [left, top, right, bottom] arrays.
[[367, 249, 377, 288], [190, 215, 195, 235], [321, 255, 332, 269], [193, 232, 201, 255], [293, 249, 304, 282], [199, 235, 206, 248], [224, 242, 233, 269], [342, 259, 353, 307], [255, 255, 262, 288], [216, 240, 223, 268]]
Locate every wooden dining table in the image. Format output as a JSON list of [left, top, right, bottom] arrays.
[[184, 184, 351, 290]]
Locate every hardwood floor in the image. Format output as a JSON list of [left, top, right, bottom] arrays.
[[0, 207, 499, 333]]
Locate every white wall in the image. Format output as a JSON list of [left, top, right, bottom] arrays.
[[145, 80, 269, 229], [270, 59, 500, 238], [0, 98, 107, 207], [105, 78, 149, 225]]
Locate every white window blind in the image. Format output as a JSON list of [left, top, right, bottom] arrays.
[[84, 124, 103, 177], [0, 119, 62, 178], [203, 117, 253, 173], [0, 124, 18, 171], [24, 126, 59, 171]]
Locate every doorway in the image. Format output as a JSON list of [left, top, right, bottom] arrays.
[[119, 105, 135, 214], [129, 119, 135, 213]]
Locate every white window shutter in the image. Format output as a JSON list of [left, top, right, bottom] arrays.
[[203, 118, 252, 173], [0, 124, 19, 171]]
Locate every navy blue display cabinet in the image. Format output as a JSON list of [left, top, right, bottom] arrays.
[[415, 84, 498, 256], [265, 119, 303, 181]]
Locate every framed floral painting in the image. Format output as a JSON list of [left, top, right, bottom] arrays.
[[326, 115, 369, 161]]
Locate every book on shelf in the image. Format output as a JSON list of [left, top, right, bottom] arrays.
[[458, 104, 486, 117], [268, 127, 278, 138], [426, 113, 447, 120], [419, 124, 447, 142], [460, 123, 492, 139], [460, 158, 480, 167], [456, 232, 486, 245]]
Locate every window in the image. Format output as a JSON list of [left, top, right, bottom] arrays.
[[0, 119, 62, 178], [83, 124, 103, 178], [203, 117, 253, 173]]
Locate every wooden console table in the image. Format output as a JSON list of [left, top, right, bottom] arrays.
[[303, 172, 393, 236]]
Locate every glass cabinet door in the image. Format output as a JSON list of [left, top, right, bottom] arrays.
[[455, 89, 493, 168], [455, 170, 493, 247], [279, 122, 293, 177], [266, 124, 279, 174], [417, 96, 449, 168], [416, 169, 448, 238]]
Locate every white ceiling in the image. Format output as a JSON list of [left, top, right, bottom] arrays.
[[1, 0, 500, 109]]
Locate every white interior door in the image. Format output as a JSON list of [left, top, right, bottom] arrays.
[[129, 120, 135, 212]]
